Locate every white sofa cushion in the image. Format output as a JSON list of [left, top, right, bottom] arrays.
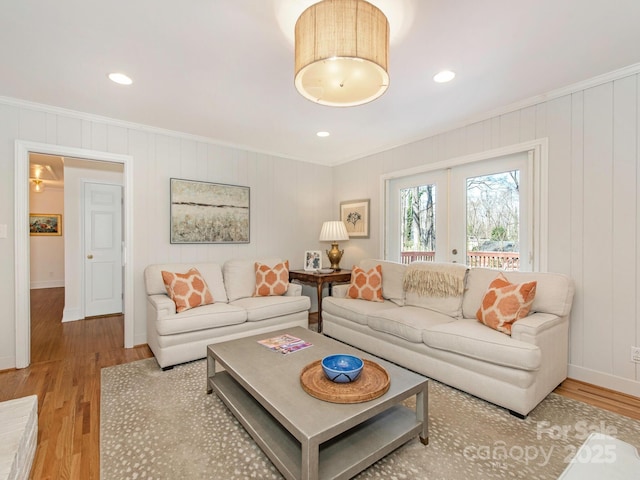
[[422, 318, 542, 371], [462, 268, 574, 319], [368, 306, 455, 343], [323, 297, 398, 325], [360, 259, 407, 305], [145, 263, 229, 304], [405, 291, 464, 317], [155, 302, 246, 335], [223, 258, 283, 302], [231, 295, 310, 322]]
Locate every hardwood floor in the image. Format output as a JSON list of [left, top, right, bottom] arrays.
[[554, 377, 640, 421], [0, 291, 637, 479], [0, 288, 153, 480]]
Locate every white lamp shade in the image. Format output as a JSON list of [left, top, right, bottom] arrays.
[[319, 221, 349, 242]]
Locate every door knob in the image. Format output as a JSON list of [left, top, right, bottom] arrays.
[[87, 254, 93, 259], [451, 249, 458, 255]]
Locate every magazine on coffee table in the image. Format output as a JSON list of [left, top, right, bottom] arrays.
[[258, 334, 312, 355]]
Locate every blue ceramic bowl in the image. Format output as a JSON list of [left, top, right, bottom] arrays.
[[321, 354, 364, 383]]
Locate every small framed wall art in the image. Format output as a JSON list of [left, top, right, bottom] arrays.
[[304, 250, 322, 271], [340, 199, 369, 238], [29, 213, 62, 236], [170, 178, 250, 244]]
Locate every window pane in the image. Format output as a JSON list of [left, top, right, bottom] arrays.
[[400, 184, 436, 264], [466, 171, 520, 271]]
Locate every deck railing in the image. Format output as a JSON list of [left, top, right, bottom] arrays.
[[400, 251, 435, 264], [400, 251, 520, 271]]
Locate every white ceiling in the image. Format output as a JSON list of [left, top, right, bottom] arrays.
[[3, 0, 640, 166]]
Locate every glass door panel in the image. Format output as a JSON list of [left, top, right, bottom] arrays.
[[466, 170, 521, 270], [449, 152, 531, 270], [387, 170, 448, 263], [400, 184, 437, 264]]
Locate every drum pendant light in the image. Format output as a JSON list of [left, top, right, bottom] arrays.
[[294, 0, 390, 107]]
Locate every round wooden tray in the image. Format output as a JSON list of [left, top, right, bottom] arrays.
[[300, 359, 390, 403]]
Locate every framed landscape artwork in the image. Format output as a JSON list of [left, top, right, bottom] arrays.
[[29, 213, 62, 236], [340, 199, 369, 238], [170, 178, 250, 244]]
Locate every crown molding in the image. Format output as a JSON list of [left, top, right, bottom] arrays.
[[0, 96, 319, 165]]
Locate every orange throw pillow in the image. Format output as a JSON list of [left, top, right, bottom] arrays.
[[476, 273, 537, 335], [347, 265, 384, 302], [161, 268, 214, 313], [254, 260, 290, 297]]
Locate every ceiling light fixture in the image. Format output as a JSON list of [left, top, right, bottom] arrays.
[[433, 70, 456, 83], [108, 72, 133, 85], [31, 178, 45, 193], [294, 0, 390, 107], [317, 131, 330, 137]]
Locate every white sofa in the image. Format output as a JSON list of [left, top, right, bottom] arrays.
[[144, 258, 310, 368], [322, 259, 575, 417]]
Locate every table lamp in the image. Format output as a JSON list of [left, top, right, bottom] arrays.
[[319, 221, 349, 270]]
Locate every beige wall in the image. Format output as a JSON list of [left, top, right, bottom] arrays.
[[29, 187, 64, 289]]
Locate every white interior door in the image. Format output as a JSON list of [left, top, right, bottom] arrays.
[[84, 182, 123, 317]]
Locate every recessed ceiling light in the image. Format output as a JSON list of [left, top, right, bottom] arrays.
[[108, 73, 133, 85], [317, 131, 330, 137], [433, 70, 455, 83]]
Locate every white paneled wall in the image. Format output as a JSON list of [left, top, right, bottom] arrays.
[[333, 75, 640, 397], [0, 101, 332, 368]]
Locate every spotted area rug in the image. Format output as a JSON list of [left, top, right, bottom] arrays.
[[101, 358, 640, 479]]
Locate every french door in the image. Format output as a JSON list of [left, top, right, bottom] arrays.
[[386, 151, 533, 271]]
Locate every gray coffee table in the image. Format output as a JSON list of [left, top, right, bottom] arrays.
[[206, 327, 428, 480]]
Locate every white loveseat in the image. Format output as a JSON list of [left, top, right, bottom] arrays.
[[144, 258, 310, 368], [322, 259, 575, 417]]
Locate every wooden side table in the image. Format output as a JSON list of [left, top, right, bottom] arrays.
[[289, 269, 352, 333]]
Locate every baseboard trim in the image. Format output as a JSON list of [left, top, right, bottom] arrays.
[[0, 355, 15, 371], [62, 307, 82, 323], [134, 334, 147, 348], [568, 364, 640, 398], [30, 280, 65, 289]]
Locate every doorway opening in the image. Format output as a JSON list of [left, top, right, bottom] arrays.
[[28, 154, 125, 362], [15, 141, 134, 368]]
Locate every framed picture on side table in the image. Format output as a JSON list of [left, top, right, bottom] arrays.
[[304, 251, 322, 271], [340, 199, 369, 238]]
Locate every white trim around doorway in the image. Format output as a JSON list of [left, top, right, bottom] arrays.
[[14, 140, 134, 368]]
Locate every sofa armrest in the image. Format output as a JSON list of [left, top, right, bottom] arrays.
[[331, 284, 349, 298], [147, 294, 176, 319], [285, 282, 302, 296], [511, 312, 564, 342]]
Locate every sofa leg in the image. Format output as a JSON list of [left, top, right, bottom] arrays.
[[509, 410, 527, 420], [161, 365, 174, 371]]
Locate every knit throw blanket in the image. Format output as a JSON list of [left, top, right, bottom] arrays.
[[402, 262, 468, 297]]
